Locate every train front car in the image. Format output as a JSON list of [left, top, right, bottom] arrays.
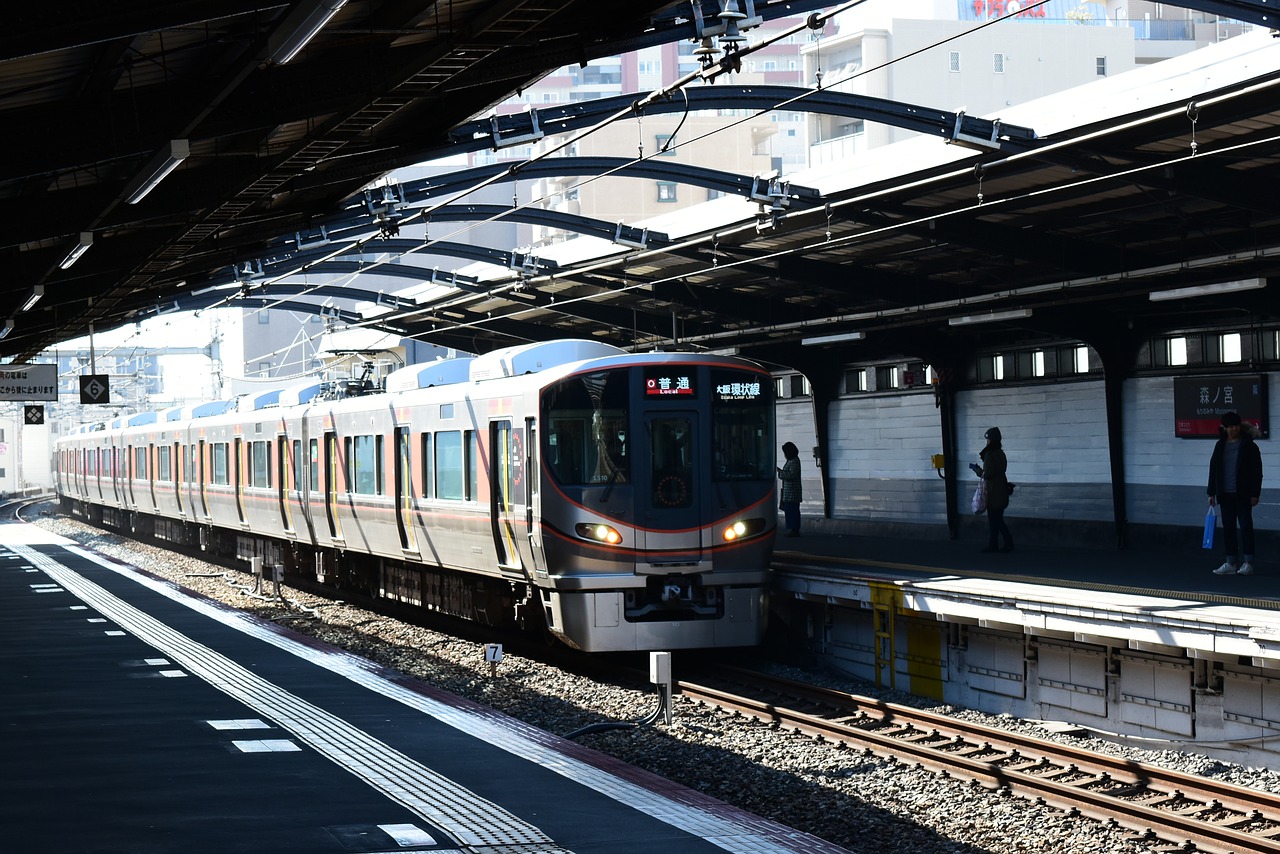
[[537, 353, 775, 652]]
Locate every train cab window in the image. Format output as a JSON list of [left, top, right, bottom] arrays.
[[711, 370, 772, 481], [249, 440, 270, 488], [542, 370, 630, 486], [435, 431, 463, 500], [211, 442, 229, 485], [346, 435, 383, 495]]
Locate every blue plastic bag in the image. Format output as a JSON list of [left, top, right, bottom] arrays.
[[1202, 507, 1216, 550]]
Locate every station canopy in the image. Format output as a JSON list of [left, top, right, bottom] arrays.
[[3, 1, 1280, 368]]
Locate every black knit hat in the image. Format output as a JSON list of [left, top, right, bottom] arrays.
[[984, 427, 1001, 441], [1221, 411, 1241, 427]]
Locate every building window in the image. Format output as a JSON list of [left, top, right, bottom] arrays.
[[258, 361, 272, 377], [875, 365, 899, 389], [949, 51, 961, 73], [1221, 332, 1243, 363], [844, 368, 867, 393], [655, 133, 677, 155], [1168, 337, 1189, 366], [1096, 56, 1107, 76], [257, 311, 270, 324], [657, 181, 678, 203], [993, 53, 1006, 74], [638, 60, 658, 75]]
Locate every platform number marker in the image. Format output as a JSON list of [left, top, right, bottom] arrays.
[[484, 643, 503, 677]]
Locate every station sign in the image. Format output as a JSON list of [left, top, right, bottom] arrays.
[[1173, 374, 1268, 438], [0, 364, 57, 401], [79, 374, 111, 404]]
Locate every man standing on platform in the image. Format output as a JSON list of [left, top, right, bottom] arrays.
[[1208, 411, 1263, 576]]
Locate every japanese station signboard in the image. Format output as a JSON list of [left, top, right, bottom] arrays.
[[0, 364, 57, 402], [1173, 374, 1268, 438]]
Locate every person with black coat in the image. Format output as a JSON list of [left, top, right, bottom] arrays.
[[1208, 411, 1264, 576], [971, 427, 1013, 554]]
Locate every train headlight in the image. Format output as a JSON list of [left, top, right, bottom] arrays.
[[576, 522, 623, 545], [722, 518, 765, 541]]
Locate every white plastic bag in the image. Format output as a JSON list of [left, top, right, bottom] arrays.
[[971, 482, 987, 515]]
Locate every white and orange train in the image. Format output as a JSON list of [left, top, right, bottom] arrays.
[[54, 340, 777, 652]]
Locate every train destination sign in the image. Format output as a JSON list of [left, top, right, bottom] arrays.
[[0, 364, 57, 401], [644, 371, 694, 397], [714, 380, 764, 401], [1173, 374, 1268, 438]]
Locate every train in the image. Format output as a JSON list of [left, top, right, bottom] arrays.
[[53, 339, 777, 652]]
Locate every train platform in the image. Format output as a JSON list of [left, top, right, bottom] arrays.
[[771, 523, 1280, 670], [0, 521, 849, 854]]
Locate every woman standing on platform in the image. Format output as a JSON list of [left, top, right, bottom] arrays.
[[971, 427, 1013, 553], [1208, 411, 1263, 576], [777, 441, 802, 537]]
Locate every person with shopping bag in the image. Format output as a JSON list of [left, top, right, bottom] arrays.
[[1207, 411, 1263, 576], [970, 426, 1013, 554]]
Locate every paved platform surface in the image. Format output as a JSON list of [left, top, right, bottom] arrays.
[[0, 522, 850, 854], [773, 524, 1280, 606]]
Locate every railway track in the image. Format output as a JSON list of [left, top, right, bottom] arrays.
[[679, 667, 1280, 854]]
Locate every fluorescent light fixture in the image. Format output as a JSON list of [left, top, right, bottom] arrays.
[[0, 318, 11, 339], [59, 232, 93, 270], [268, 0, 349, 64], [124, 139, 190, 205], [802, 331, 865, 346], [948, 308, 1033, 327], [1148, 278, 1266, 302], [20, 284, 44, 312]]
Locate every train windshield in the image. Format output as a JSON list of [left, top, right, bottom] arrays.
[[711, 369, 772, 481], [543, 370, 630, 486]]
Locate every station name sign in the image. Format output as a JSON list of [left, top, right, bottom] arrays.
[[0, 363, 57, 402], [1173, 374, 1268, 438]]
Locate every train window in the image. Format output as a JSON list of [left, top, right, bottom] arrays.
[[348, 434, 383, 495], [308, 438, 319, 491], [292, 440, 303, 491], [420, 433, 433, 498], [211, 443, 229, 485], [711, 370, 772, 481], [467, 430, 478, 501], [249, 440, 270, 488], [134, 447, 148, 480], [650, 417, 693, 508], [435, 431, 463, 500], [542, 370, 629, 486], [157, 446, 171, 482]]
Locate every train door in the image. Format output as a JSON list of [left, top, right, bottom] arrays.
[[524, 416, 547, 578], [394, 426, 418, 554], [234, 437, 245, 524], [324, 430, 342, 541], [488, 420, 522, 571], [197, 439, 209, 518], [637, 412, 702, 557], [288, 434, 314, 541], [111, 448, 121, 504], [173, 442, 183, 515], [94, 448, 103, 500], [277, 434, 293, 533], [126, 444, 137, 507]]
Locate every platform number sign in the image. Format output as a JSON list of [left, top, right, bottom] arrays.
[[79, 374, 110, 404], [24, 405, 44, 425]]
